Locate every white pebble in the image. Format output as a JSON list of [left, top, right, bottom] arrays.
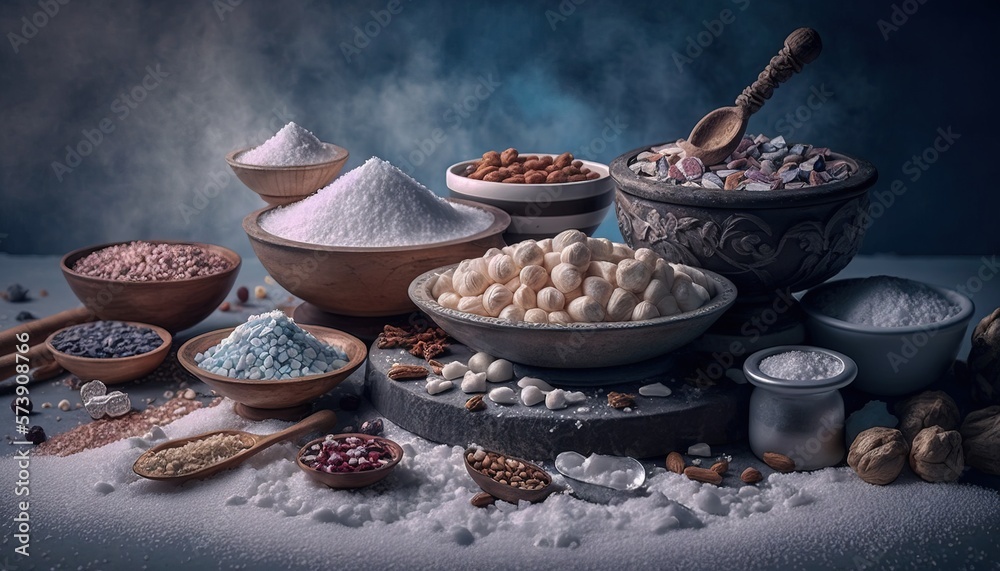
[[489, 387, 518, 405], [545, 389, 568, 410], [426, 378, 454, 395], [517, 377, 554, 392], [467, 352, 495, 374], [688, 443, 712, 457], [460, 371, 487, 394], [441, 361, 469, 380], [521, 386, 545, 407], [639, 382, 672, 397], [486, 359, 514, 383], [565, 391, 587, 404]]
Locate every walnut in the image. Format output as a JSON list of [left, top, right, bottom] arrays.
[[967, 308, 1000, 405], [909, 426, 964, 482], [847, 427, 909, 485], [896, 390, 960, 444], [607, 392, 635, 410], [960, 406, 1000, 475]]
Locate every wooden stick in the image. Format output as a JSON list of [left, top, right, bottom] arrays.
[[0, 343, 56, 381], [0, 306, 96, 355]]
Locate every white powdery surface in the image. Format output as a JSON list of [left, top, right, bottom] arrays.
[[759, 350, 845, 381], [260, 157, 492, 247], [239, 122, 336, 166], [7, 393, 1000, 570], [817, 275, 960, 327]]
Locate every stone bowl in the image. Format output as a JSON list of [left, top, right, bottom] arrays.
[[446, 155, 615, 242], [296, 433, 404, 489], [800, 278, 975, 396], [243, 199, 510, 317], [176, 325, 366, 415], [44, 321, 172, 384], [611, 142, 878, 302], [60, 240, 241, 333], [226, 144, 350, 206], [409, 263, 737, 368]]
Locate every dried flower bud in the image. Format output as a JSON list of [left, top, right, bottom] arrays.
[[909, 425, 964, 482], [847, 427, 909, 485], [896, 390, 961, 444], [960, 406, 1000, 475]]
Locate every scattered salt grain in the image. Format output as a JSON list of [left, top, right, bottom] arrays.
[[760, 350, 844, 381], [260, 157, 492, 247], [813, 276, 960, 327], [238, 122, 337, 166]]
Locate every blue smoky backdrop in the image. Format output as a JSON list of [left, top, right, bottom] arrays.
[[0, 0, 995, 257]]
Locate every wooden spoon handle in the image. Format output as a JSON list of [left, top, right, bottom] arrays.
[[0, 306, 96, 355], [0, 343, 55, 381], [736, 27, 822, 114], [253, 409, 338, 450]]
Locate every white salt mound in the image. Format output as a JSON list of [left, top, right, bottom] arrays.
[[760, 350, 844, 381], [815, 275, 960, 327], [260, 157, 493, 247], [556, 451, 643, 490], [239, 122, 337, 166]]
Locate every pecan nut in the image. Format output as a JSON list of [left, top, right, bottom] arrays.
[[607, 392, 636, 410], [386, 364, 429, 381]]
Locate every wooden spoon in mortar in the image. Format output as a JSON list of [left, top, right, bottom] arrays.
[[678, 27, 822, 165], [133, 409, 337, 483]]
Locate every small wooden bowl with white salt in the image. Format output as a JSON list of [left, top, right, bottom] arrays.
[[226, 144, 350, 206]]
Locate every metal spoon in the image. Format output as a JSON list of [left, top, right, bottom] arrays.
[[678, 27, 822, 165], [133, 409, 337, 483]]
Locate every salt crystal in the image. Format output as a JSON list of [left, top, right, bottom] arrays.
[[556, 451, 642, 490], [688, 443, 712, 457], [486, 359, 513, 383], [260, 157, 492, 248], [545, 389, 568, 410], [517, 377, 554, 392], [441, 362, 469, 380], [488, 387, 517, 405], [425, 378, 454, 396], [759, 350, 844, 381], [638, 382, 672, 397], [813, 276, 960, 328], [238, 122, 337, 166], [521, 386, 545, 407], [460, 371, 487, 393], [564, 391, 587, 404]]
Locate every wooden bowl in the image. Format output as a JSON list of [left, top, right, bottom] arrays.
[[446, 155, 615, 242], [226, 144, 350, 205], [296, 433, 404, 489], [463, 446, 557, 504], [409, 263, 737, 370], [44, 321, 172, 384], [177, 325, 366, 414], [243, 199, 510, 317], [60, 240, 241, 333]]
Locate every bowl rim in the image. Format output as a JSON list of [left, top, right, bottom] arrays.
[[553, 450, 646, 493], [225, 142, 350, 171], [60, 240, 242, 287], [176, 324, 367, 387], [446, 154, 611, 183], [610, 140, 879, 208], [743, 344, 858, 394], [295, 433, 404, 478], [799, 278, 975, 336], [243, 198, 511, 253], [44, 320, 173, 366], [409, 263, 738, 332]]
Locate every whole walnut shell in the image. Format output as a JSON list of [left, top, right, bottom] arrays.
[[960, 406, 1000, 475], [967, 308, 1000, 405], [909, 426, 964, 482], [847, 427, 909, 485], [896, 391, 960, 444]]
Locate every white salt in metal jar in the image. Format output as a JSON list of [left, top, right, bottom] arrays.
[[743, 345, 857, 471]]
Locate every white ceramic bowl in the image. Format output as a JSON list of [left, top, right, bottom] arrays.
[[800, 279, 974, 396], [446, 154, 615, 242], [409, 263, 737, 369]]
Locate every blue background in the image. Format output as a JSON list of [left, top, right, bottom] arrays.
[[0, 0, 995, 257]]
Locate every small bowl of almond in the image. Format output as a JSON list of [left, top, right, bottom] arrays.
[[463, 446, 558, 504]]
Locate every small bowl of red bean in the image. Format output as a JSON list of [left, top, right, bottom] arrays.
[[446, 149, 615, 243], [296, 433, 404, 489]]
